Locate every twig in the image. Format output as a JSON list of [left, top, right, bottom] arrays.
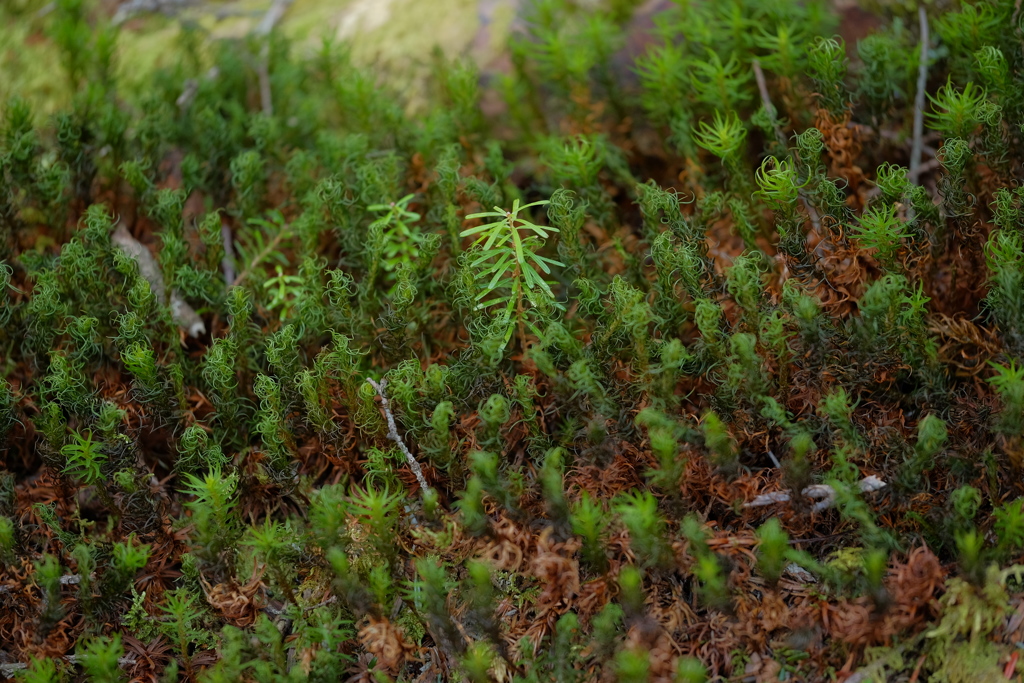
[[878, 129, 936, 158], [915, 157, 941, 177], [257, 46, 274, 117], [366, 378, 431, 493], [752, 59, 822, 232], [787, 531, 848, 545], [908, 654, 927, 683], [303, 595, 337, 612], [909, 6, 930, 186], [254, 0, 295, 36], [253, 0, 295, 117], [112, 225, 206, 338], [112, 0, 200, 24], [177, 66, 220, 112], [0, 573, 91, 595], [231, 226, 290, 287], [1, 655, 136, 678], [220, 216, 236, 286], [744, 475, 887, 513], [783, 563, 817, 583], [752, 60, 786, 150], [839, 634, 927, 683]]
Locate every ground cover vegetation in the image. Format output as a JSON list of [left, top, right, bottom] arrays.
[[3, 0, 1024, 680]]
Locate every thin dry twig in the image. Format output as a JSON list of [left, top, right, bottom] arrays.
[[878, 129, 936, 158], [220, 216, 237, 286], [112, 224, 206, 337], [915, 157, 941, 177], [752, 59, 822, 232], [223, 0, 288, 282], [367, 378, 431, 493], [257, 44, 274, 117], [113, 0, 200, 24], [177, 66, 220, 112], [253, 0, 295, 116], [1, 655, 136, 678], [744, 475, 887, 513], [303, 595, 338, 612], [231, 226, 290, 287], [254, 0, 295, 36], [752, 60, 787, 150], [0, 573, 82, 595], [114, 0, 278, 24], [909, 6, 930, 186]]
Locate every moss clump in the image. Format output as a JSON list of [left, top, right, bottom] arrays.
[[5, 0, 1024, 680]]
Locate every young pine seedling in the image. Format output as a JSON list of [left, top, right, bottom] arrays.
[[854, 204, 911, 271], [368, 193, 423, 272], [262, 265, 304, 321], [693, 111, 748, 192], [461, 199, 564, 352], [61, 429, 105, 486]]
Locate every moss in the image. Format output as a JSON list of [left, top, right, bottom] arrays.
[[6, 0, 1024, 678]]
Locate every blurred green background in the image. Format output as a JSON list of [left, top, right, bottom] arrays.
[[0, 0, 526, 115]]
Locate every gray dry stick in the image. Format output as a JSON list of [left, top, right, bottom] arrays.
[[909, 6, 930, 186], [752, 59, 822, 232], [744, 475, 887, 513], [366, 378, 431, 492], [112, 224, 206, 338]]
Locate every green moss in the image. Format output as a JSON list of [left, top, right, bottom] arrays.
[[5, 0, 1024, 678]]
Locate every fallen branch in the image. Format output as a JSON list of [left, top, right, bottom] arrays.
[[366, 378, 431, 493], [745, 475, 887, 513]]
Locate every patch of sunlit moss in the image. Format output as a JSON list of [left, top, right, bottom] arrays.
[[0, 7, 69, 114]]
